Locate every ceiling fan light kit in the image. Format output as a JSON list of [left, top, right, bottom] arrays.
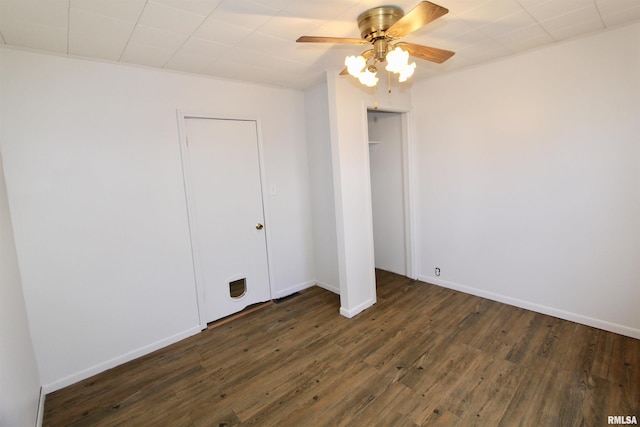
[[297, 1, 455, 89], [345, 55, 366, 76], [358, 68, 380, 87]]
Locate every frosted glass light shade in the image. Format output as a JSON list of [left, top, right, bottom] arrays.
[[345, 55, 366, 77], [398, 62, 416, 82], [385, 47, 409, 73], [358, 68, 379, 87]]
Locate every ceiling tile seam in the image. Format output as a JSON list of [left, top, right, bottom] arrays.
[[514, 0, 557, 43], [592, 0, 606, 29], [160, 1, 226, 70], [252, 8, 322, 39], [292, 2, 366, 36], [118, 0, 151, 63], [466, 30, 516, 55], [449, 10, 520, 56], [66, 0, 71, 55], [252, 13, 285, 38]]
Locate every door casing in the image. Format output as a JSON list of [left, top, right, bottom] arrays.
[[365, 106, 417, 280], [176, 111, 275, 329]]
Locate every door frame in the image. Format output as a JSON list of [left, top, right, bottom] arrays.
[[176, 110, 274, 329], [364, 106, 417, 280]]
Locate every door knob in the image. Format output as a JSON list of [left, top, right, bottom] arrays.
[[256, 223, 264, 230]]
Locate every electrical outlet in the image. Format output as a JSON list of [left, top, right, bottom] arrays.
[[435, 267, 441, 277]]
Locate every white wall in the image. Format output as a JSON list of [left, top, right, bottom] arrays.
[[326, 72, 413, 317], [368, 111, 406, 275], [305, 82, 339, 293], [0, 48, 315, 390], [0, 153, 41, 427], [413, 22, 640, 338]]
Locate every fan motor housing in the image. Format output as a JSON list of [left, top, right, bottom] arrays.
[[357, 6, 404, 41]]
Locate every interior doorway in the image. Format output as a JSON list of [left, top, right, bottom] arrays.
[[367, 109, 410, 277]]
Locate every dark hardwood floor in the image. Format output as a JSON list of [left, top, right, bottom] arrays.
[[44, 270, 639, 426]]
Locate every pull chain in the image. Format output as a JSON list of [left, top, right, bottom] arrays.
[[373, 83, 379, 109]]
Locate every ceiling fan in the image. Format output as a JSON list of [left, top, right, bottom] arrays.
[[297, 1, 454, 87]]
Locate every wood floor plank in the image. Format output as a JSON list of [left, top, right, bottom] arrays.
[[351, 382, 418, 426], [456, 356, 525, 425], [43, 271, 640, 426], [472, 306, 536, 362], [406, 343, 484, 424]]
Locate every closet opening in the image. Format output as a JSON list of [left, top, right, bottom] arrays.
[[367, 109, 411, 280]]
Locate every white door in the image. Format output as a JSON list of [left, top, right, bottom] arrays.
[[184, 117, 270, 323]]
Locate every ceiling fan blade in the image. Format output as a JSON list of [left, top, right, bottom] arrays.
[[397, 42, 454, 63], [386, 1, 448, 39], [296, 36, 369, 44]]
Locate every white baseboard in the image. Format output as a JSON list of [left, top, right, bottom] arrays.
[[36, 387, 45, 426], [418, 275, 640, 340], [340, 297, 376, 319], [40, 280, 320, 394], [316, 281, 340, 294], [273, 280, 316, 299], [41, 325, 202, 393]]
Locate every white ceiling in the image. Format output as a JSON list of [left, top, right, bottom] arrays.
[[0, 0, 638, 90]]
